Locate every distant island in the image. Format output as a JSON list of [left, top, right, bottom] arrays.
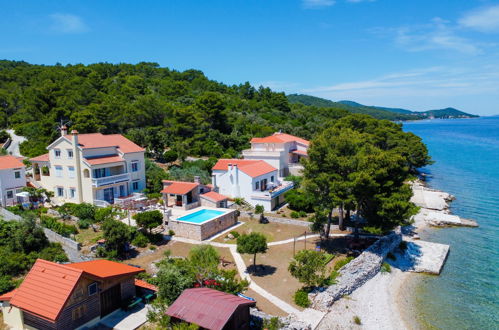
[[288, 94, 479, 121]]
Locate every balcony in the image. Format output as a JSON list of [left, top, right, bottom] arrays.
[[92, 173, 130, 187], [251, 181, 294, 200]]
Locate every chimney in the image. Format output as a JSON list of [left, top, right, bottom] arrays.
[[233, 164, 240, 197], [72, 130, 84, 203], [61, 125, 68, 137], [194, 176, 201, 184]]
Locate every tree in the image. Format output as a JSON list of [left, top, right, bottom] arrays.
[[236, 233, 268, 271], [133, 210, 163, 234], [288, 250, 327, 287], [94, 206, 115, 223], [188, 245, 219, 284], [102, 219, 131, 257], [156, 262, 194, 305]]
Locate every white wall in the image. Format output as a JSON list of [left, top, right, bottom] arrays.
[[0, 166, 26, 206]]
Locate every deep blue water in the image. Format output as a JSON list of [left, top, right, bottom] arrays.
[[404, 117, 499, 329]]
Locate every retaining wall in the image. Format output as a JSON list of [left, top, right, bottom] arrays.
[[43, 228, 81, 251], [0, 207, 22, 221], [312, 227, 402, 311]]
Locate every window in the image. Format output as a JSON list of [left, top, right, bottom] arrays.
[[68, 166, 75, 178], [57, 187, 64, 197], [54, 149, 61, 158], [131, 161, 139, 172], [67, 150, 73, 159], [72, 304, 87, 321], [83, 169, 90, 178], [55, 166, 63, 178], [93, 168, 106, 178], [255, 181, 259, 190], [271, 176, 274, 183], [132, 181, 139, 191], [6, 190, 13, 199], [14, 171, 21, 179], [69, 188, 76, 199], [88, 283, 98, 296]]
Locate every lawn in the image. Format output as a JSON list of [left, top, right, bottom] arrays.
[[75, 227, 103, 248], [213, 217, 309, 244]]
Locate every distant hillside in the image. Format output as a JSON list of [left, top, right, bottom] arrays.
[[287, 94, 478, 120]]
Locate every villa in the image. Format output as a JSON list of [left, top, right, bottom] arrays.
[[242, 132, 309, 177], [0, 259, 147, 330], [211, 159, 293, 211], [29, 127, 146, 206], [0, 155, 27, 207]]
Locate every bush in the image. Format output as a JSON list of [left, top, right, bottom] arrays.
[[284, 189, 314, 212], [41, 216, 78, 237], [229, 231, 240, 239], [353, 315, 362, 325], [132, 233, 149, 248], [147, 192, 162, 199], [263, 317, 282, 330], [299, 210, 307, 218], [399, 241, 408, 251], [363, 226, 384, 235], [294, 289, 311, 307], [290, 211, 300, 218], [162, 149, 178, 163], [94, 207, 115, 223], [0, 130, 10, 143], [168, 229, 175, 236], [73, 203, 96, 221], [254, 204, 264, 214], [380, 262, 391, 273], [77, 219, 91, 229]]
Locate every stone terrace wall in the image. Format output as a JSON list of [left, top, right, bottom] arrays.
[[0, 207, 22, 221], [43, 228, 81, 251], [312, 227, 402, 311]]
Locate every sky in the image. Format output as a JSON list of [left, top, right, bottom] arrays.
[[1, 0, 499, 115]]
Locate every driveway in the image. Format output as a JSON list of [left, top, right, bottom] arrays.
[[6, 129, 26, 156]]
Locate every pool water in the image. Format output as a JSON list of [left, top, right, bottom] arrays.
[[177, 209, 225, 224]]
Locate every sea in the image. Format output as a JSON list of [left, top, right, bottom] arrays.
[[403, 116, 499, 329]]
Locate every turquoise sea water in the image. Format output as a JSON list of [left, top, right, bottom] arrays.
[[404, 117, 499, 329], [177, 209, 225, 223]]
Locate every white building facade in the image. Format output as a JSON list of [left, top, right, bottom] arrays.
[[211, 159, 293, 211], [0, 156, 26, 207], [30, 129, 146, 206], [242, 132, 309, 177]]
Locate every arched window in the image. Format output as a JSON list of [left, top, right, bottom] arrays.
[[83, 169, 90, 178]]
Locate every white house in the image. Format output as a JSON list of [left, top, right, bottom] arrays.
[[0, 155, 26, 207], [30, 127, 146, 206], [242, 132, 309, 177], [211, 159, 293, 211]]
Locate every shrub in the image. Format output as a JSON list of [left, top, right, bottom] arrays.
[[399, 241, 408, 251], [41, 216, 78, 237], [380, 262, 391, 273], [133, 210, 163, 234], [77, 219, 91, 229], [284, 189, 314, 212], [263, 317, 282, 330], [294, 289, 311, 307], [147, 192, 162, 199], [0, 130, 10, 143], [149, 246, 157, 251], [132, 233, 149, 248], [73, 203, 96, 221], [168, 229, 175, 236], [162, 149, 178, 163], [94, 207, 115, 223], [254, 204, 264, 214], [353, 315, 362, 325], [229, 231, 240, 239], [290, 211, 300, 218], [299, 210, 307, 218], [288, 250, 328, 287], [363, 226, 384, 235]]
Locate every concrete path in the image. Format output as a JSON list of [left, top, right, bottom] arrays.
[[98, 304, 150, 329], [6, 129, 26, 157]]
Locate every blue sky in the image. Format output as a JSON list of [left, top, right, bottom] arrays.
[[1, 0, 499, 115]]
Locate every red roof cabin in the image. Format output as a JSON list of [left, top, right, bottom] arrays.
[[166, 288, 256, 330]]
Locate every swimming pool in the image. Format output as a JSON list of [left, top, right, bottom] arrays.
[[177, 209, 225, 224]]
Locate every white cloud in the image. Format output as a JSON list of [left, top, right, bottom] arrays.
[[50, 13, 88, 34], [459, 5, 499, 33], [302, 0, 336, 9]]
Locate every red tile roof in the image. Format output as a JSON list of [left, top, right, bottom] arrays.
[[212, 159, 277, 178], [166, 288, 255, 330], [0, 155, 25, 170], [0, 289, 17, 301], [201, 191, 228, 202], [66, 260, 144, 279], [84, 155, 125, 165], [134, 279, 158, 292], [292, 149, 308, 156], [161, 181, 199, 195], [9, 259, 84, 322], [67, 133, 144, 153], [251, 132, 310, 146], [29, 153, 50, 162]]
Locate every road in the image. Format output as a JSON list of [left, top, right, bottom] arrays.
[[6, 129, 26, 156]]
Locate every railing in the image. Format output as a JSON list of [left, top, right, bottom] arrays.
[[94, 199, 111, 207], [92, 173, 130, 187], [251, 181, 294, 200]]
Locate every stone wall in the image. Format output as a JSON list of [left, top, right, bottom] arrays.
[[43, 228, 81, 251], [169, 209, 237, 240], [312, 227, 402, 311], [0, 207, 22, 221]]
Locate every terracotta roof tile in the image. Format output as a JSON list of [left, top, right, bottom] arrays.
[[201, 191, 228, 202], [67, 133, 144, 153], [29, 153, 50, 162], [161, 181, 199, 195], [66, 260, 144, 278], [134, 279, 158, 292], [212, 159, 277, 178], [0, 155, 25, 170], [251, 132, 309, 146], [9, 259, 84, 322], [166, 288, 255, 330], [84, 155, 125, 165], [0, 288, 17, 301], [292, 149, 308, 156]]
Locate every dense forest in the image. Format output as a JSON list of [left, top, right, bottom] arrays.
[[0, 60, 352, 158]]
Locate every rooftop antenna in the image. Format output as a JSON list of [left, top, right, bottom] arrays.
[[56, 118, 72, 136]]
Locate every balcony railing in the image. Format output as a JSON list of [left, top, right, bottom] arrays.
[[251, 181, 294, 200], [92, 173, 130, 187]]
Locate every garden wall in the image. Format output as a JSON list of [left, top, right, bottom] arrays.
[[311, 227, 402, 311], [43, 228, 81, 251], [0, 207, 22, 221]]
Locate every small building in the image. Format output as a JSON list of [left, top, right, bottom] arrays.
[[242, 132, 309, 177], [200, 191, 229, 208], [166, 288, 256, 330], [211, 159, 293, 211], [0, 155, 26, 207], [0, 259, 146, 330], [161, 180, 202, 210], [29, 127, 146, 207]]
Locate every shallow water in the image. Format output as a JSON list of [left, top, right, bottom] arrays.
[[403, 117, 499, 329]]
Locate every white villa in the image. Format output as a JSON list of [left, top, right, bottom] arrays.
[[211, 159, 293, 211], [242, 132, 309, 177], [30, 127, 146, 206], [0, 155, 26, 207]]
